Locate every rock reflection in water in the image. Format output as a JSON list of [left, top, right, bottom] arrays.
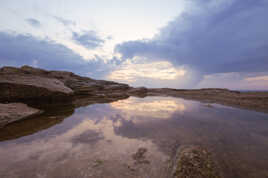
[[1, 96, 268, 178], [0, 105, 75, 141], [0, 98, 172, 178]]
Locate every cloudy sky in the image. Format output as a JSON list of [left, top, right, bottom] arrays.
[[0, 0, 268, 90]]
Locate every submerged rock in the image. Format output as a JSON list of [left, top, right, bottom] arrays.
[[0, 103, 42, 127], [132, 147, 150, 165], [171, 145, 221, 178]]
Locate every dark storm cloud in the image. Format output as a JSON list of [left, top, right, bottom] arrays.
[[0, 31, 115, 78], [25, 18, 41, 28], [116, 0, 268, 74], [72, 31, 105, 49]]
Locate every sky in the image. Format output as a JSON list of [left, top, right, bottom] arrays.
[[0, 0, 268, 90]]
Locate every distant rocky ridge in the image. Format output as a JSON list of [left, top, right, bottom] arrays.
[[147, 88, 268, 113], [1, 65, 268, 127]]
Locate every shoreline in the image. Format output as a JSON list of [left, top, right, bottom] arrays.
[[1, 65, 268, 127], [1, 66, 268, 178], [146, 88, 268, 114]]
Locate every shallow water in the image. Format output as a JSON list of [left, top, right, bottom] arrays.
[[1, 96, 268, 178]]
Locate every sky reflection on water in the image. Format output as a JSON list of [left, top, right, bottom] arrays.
[[1, 96, 268, 178]]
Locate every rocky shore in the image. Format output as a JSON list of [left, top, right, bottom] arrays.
[[0, 65, 131, 127], [1, 65, 268, 127], [1, 65, 268, 178], [147, 88, 268, 113]]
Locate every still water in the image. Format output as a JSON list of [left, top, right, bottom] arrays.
[[0, 96, 268, 178]]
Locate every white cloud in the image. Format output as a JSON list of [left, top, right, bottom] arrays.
[[32, 59, 39, 67], [107, 56, 186, 83], [245, 76, 268, 82]]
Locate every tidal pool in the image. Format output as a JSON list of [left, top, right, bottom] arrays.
[[1, 96, 268, 178]]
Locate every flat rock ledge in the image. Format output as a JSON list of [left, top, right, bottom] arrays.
[[171, 145, 221, 178], [0, 103, 42, 127], [0, 65, 131, 103]]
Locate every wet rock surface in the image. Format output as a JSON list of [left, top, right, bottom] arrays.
[[132, 147, 150, 165], [0, 103, 42, 128], [171, 146, 221, 178]]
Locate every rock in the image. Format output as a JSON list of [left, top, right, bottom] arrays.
[[0, 77, 73, 102], [147, 88, 268, 113], [0, 75, 73, 94], [0, 65, 130, 103], [172, 145, 221, 178], [18, 66, 130, 96], [21, 65, 49, 75], [132, 147, 150, 165], [0, 103, 42, 127], [0, 104, 74, 141], [2, 65, 266, 114], [132, 147, 147, 160], [0, 65, 134, 126], [62, 77, 130, 96], [0, 66, 73, 102], [127, 87, 148, 97]]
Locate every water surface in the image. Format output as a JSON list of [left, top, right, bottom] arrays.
[[1, 96, 268, 178]]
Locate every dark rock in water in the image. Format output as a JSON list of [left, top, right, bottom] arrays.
[[0, 103, 42, 127], [171, 145, 221, 178], [132, 147, 147, 160], [132, 147, 150, 165]]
